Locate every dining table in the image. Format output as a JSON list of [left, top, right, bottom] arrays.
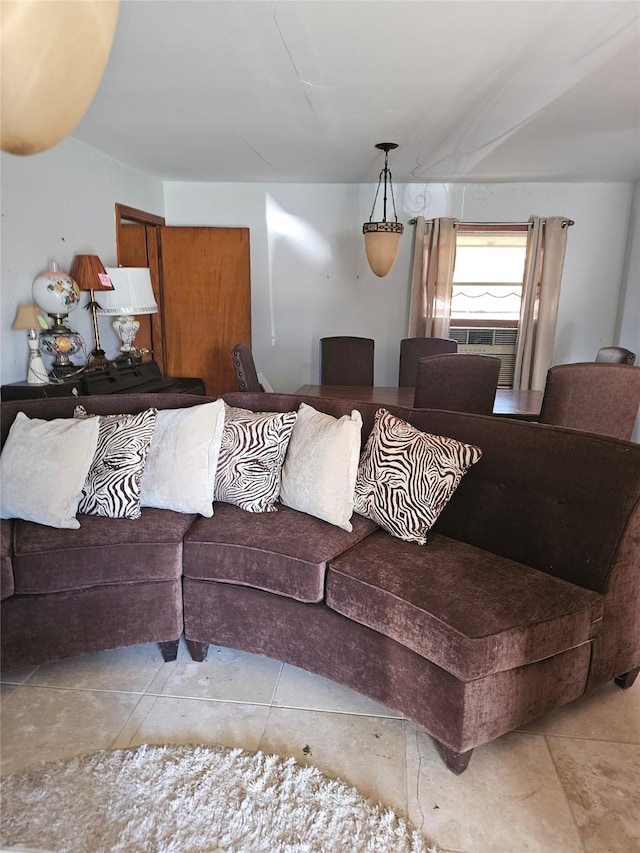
[[295, 385, 543, 420]]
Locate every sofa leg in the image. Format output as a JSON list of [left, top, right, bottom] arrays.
[[614, 667, 639, 689], [186, 639, 209, 662], [438, 743, 474, 775], [159, 640, 179, 662]]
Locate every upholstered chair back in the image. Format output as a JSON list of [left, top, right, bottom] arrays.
[[232, 343, 261, 392], [320, 337, 374, 386], [595, 346, 636, 365], [398, 337, 457, 387], [413, 353, 501, 414], [539, 362, 640, 440]]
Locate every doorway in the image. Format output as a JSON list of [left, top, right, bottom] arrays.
[[115, 204, 251, 395]]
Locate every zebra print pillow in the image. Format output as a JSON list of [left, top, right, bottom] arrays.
[[75, 407, 157, 519], [214, 403, 297, 512], [354, 408, 482, 545]]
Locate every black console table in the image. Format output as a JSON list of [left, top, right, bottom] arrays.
[[1, 361, 206, 401]]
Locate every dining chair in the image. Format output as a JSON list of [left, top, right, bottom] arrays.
[[231, 343, 262, 392], [320, 336, 374, 386], [398, 337, 458, 387], [539, 362, 640, 440], [413, 353, 501, 414], [595, 346, 636, 365]]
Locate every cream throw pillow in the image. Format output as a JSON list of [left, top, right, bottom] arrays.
[[0, 412, 100, 529], [280, 402, 362, 531], [139, 399, 225, 516]]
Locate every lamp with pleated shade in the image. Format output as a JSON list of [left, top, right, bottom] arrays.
[[69, 254, 114, 369]]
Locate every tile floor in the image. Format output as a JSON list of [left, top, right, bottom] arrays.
[[1, 639, 639, 853]]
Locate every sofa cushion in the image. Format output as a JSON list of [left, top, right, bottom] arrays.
[[1, 519, 14, 600], [76, 407, 157, 519], [280, 403, 362, 531], [326, 531, 604, 681], [11, 509, 196, 595], [0, 412, 100, 529], [353, 408, 482, 545], [183, 502, 379, 603], [214, 404, 297, 513]]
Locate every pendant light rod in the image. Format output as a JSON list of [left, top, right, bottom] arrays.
[[368, 142, 399, 224]]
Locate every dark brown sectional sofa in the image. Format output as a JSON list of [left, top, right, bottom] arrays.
[[1, 391, 639, 774]]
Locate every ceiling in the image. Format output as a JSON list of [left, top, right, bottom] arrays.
[[72, 0, 640, 184]]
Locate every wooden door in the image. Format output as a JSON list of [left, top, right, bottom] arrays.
[[116, 206, 251, 395], [159, 226, 251, 396]]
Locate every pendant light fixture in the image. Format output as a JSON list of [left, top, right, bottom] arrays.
[[362, 142, 404, 277]]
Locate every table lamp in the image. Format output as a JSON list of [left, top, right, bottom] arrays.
[[98, 267, 158, 363], [31, 261, 84, 378], [11, 303, 49, 384], [69, 254, 114, 370]]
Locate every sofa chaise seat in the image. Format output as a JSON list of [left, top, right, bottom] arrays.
[[326, 530, 604, 681]]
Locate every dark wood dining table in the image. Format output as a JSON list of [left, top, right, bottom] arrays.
[[295, 385, 543, 420]]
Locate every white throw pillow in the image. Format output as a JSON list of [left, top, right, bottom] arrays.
[[0, 412, 100, 529], [280, 402, 363, 531], [139, 399, 225, 516]]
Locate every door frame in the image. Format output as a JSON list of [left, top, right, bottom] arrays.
[[115, 203, 167, 371]]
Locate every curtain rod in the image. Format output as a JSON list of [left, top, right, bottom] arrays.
[[407, 218, 575, 227]]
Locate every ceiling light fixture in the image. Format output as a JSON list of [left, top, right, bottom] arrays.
[[362, 142, 404, 277]]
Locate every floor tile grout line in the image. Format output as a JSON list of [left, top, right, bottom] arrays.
[[256, 661, 285, 749], [4, 680, 406, 720], [110, 690, 159, 751], [401, 719, 410, 824], [543, 733, 589, 853], [409, 723, 428, 838], [542, 731, 640, 747]]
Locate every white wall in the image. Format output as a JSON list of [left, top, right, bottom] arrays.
[[2, 150, 635, 408], [164, 180, 634, 392], [616, 180, 640, 441], [617, 180, 640, 355], [1, 137, 164, 383]]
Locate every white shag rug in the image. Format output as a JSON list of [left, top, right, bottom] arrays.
[[0, 744, 436, 853]]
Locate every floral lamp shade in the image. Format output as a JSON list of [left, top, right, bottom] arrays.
[[32, 263, 81, 320]]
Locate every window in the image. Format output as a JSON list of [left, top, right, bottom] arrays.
[[450, 228, 528, 325], [449, 226, 528, 388]]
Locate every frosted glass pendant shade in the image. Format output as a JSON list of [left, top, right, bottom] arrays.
[[1, 0, 119, 155], [363, 224, 403, 277]]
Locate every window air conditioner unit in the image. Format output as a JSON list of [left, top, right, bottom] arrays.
[[449, 328, 518, 387]]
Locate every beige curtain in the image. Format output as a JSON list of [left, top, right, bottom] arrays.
[[513, 216, 569, 391], [407, 217, 458, 338]]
